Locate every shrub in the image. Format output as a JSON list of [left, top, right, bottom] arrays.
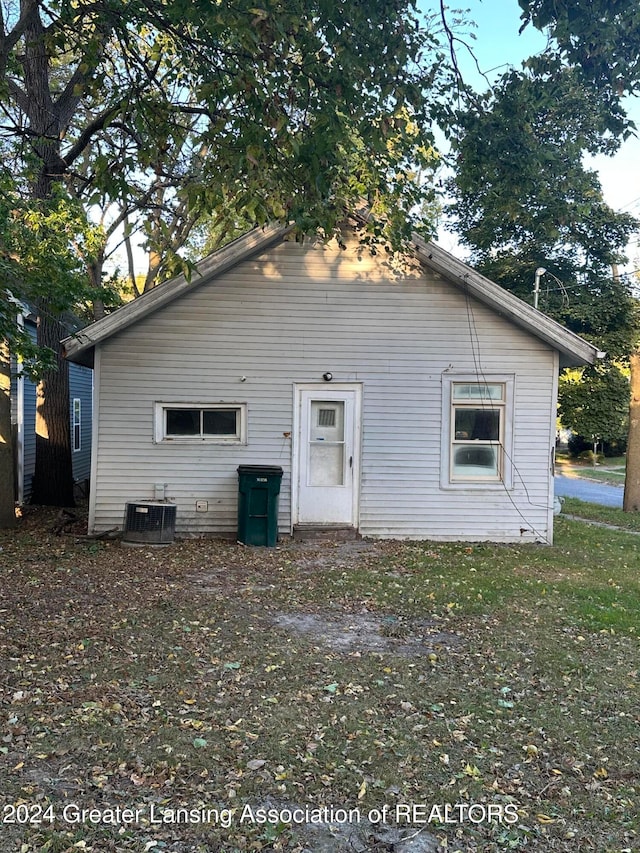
[[568, 434, 627, 458]]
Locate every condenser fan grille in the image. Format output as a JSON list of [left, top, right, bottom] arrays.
[[123, 502, 176, 544]]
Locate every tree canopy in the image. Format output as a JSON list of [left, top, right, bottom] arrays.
[[445, 27, 640, 470], [1, 0, 447, 253], [518, 0, 640, 108], [0, 0, 453, 511], [447, 66, 638, 354]]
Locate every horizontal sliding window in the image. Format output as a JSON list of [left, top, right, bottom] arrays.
[[155, 403, 246, 443]]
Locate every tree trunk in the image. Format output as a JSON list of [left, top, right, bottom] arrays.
[[623, 350, 640, 512], [21, 6, 76, 507], [0, 343, 17, 528], [30, 311, 75, 507], [89, 257, 106, 321]]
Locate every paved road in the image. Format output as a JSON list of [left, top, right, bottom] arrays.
[[554, 475, 624, 508]]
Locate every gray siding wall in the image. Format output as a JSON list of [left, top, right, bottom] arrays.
[[70, 363, 93, 483], [11, 322, 93, 501], [90, 238, 557, 542]]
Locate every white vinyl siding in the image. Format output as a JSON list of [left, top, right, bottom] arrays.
[[90, 237, 557, 542]]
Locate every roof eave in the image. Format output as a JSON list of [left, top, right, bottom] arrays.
[[412, 236, 600, 368], [62, 223, 292, 364]]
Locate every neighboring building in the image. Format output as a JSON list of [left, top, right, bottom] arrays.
[[63, 223, 599, 543], [11, 309, 93, 503]]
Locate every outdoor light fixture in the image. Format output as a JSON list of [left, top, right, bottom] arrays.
[[322, 372, 333, 382], [533, 267, 546, 309]]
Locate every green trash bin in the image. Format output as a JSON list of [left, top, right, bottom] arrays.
[[237, 465, 283, 546]]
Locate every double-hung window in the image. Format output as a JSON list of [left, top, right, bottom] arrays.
[[154, 403, 246, 444], [441, 375, 514, 488]]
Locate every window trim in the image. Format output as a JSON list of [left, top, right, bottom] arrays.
[[72, 397, 81, 452], [154, 402, 247, 444], [440, 374, 514, 490]]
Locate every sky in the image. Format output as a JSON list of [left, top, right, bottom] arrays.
[[427, 0, 640, 266]]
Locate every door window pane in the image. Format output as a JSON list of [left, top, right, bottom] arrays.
[[310, 443, 345, 486], [309, 401, 345, 486], [310, 401, 344, 441]]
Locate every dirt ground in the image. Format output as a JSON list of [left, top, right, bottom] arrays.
[[1, 506, 638, 853]]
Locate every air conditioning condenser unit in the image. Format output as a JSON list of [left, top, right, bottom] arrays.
[[123, 501, 176, 545]]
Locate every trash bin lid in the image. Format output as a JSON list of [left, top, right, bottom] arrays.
[[237, 465, 283, 476]]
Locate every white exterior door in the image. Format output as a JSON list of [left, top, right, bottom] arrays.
[[295, 385, 361, 526]]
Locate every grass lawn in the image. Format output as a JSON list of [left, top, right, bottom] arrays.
[[555, 456, 627, 486], [561, 498, 640, 533], [0, 508, 638, 852]]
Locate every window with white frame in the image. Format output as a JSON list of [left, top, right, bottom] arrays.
[[73, 398, 81, 452], [451, 382, 504, 480], [154, 403, 246, 443], [441, 376, 514, 488]]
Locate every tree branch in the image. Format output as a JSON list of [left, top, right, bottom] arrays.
[[0, 0, 39, 76], [55, 24, 110, 130], [4, 78, 30, 117], [123, 215, 142, 297], [62, 105, 124, 167]]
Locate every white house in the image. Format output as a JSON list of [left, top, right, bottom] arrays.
[[62, 223, 599, 543]]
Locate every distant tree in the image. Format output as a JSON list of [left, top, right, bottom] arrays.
[[559, 364, 630, 455], [446, 68, 639, 473], [517, 0, 640, 510]]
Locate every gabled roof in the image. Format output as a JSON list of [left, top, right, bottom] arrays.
[[62, 223, 292, 367], [62, 223, 600, 368], [411, 236, 601, 368]]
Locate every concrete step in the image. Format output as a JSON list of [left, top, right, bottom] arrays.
[[293, 525, 360, 542]]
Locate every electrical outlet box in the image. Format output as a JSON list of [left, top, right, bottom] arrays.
[[195, 500, 208, 512]]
